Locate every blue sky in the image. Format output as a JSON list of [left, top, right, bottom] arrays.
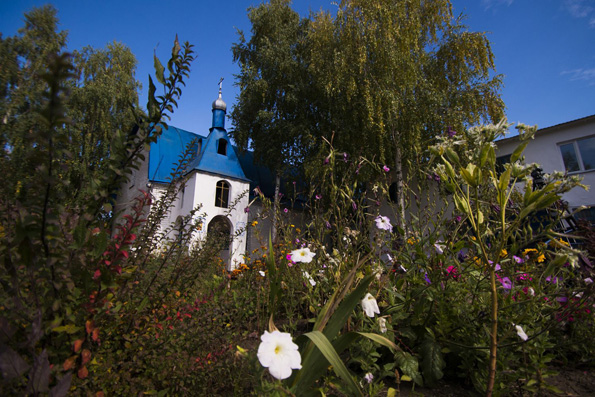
[[1, 0, 594, 136]]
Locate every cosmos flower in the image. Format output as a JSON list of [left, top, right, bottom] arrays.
[[257, 330, 302, 380], [361, 293, 380, 317]]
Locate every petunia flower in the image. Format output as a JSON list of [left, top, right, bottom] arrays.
[[302, 271, 316, 287], [513, 324, 528, 341], [500, 277, 513, 290], [257, 330, 302, 380], [375, 215, 392, 231], [290, 247, 316, 263], [361, 293, 380, 317]]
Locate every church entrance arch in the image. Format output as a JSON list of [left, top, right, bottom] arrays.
[[207, 216, 232, 267]]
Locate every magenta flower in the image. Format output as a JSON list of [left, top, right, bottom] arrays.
[[315, 194, 322, 200], [284, 208, 289, 213], [382, 165, 390, 172], [500, 277, 513, 290]]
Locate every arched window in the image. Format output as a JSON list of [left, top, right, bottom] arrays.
[[215, 180, 230, 208], [217, 138, 228, 155], [208, 216, 232, 252]]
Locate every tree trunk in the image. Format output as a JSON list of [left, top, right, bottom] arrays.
[[272, 171, 281, 242], [394, 144, 407, 238]]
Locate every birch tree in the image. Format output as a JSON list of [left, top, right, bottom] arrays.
[[308, 0, 504, 231], [231, 0, 315, 239]]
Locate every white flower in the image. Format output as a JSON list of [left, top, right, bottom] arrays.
[[257, 330, 302, 380], [361, 293, 380, 318], [290, 247, 316, 263], [375, 215, 392, 231], [434, 242, 445, 255], [258, 271, 266, 277], [303, 271, 316, 286], [364, 372, 374, 383], [378, 317, 387, 333], [514, 324, 528, 341]]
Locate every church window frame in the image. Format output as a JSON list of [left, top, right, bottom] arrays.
[[215, 180, 230, 208], [217, 138, 228, 156]]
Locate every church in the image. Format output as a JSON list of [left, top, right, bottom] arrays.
[[118, 86, 283, 269]]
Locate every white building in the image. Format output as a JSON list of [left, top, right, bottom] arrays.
[[118, 88, 260, 269], [496, 115, 595, 223]]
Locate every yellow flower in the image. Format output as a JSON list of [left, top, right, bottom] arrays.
[[251, 221, 258, 227], [500, 249, 508, 258], [537, 254, 545, 263], [406, 237, 417, 245]]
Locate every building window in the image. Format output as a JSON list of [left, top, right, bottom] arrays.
[[496, 154, 511, 175], [559, 136, 595, 172], [215, 180, 230, 208], [217, 138, 228, 156]]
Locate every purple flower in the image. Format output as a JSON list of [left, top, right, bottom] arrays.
[[284, 208, 289, 213], [325, 221, 331, 229], [513, 255, 524, 264], [500, 277, 513, 290], [315, 194, 322, 200], [447, 127, 456, 137], [433, 173, 441, 182], [343, 152, 348, 162], [323, 157, 330, 165], [352, 201, 357, 211], [383, 165, 390, 172], [424, 272, 431, 284], [454, 215, 462, 223], [494, 264, 501, 272], [244, 207, 250, 213], [546, 276, 560, 284]]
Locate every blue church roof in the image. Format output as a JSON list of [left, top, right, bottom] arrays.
[[188, 126, 249, 182], [148, 125, 205, 183]]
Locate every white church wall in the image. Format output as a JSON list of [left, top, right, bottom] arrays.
[[189, 172, 250, 270]]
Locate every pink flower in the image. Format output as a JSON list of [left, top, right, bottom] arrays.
[[382, 165, 390, 172]]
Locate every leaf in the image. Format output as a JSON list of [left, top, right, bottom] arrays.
[[420, 338, 445, 386], [0, 345, 29, 380], [355, 332, 401, 353], [77, 365, 89, 379], [395, 351, 423, 386], [26, 349, 50, 394], [81, 349, 91, 365], [73, 339, 84, 353], [300, 331, 363, 396], [510, 140, 529, 163], [63, 356, 76, 371], [154, 52, 165, 85], [49, 372, 72, 397]]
